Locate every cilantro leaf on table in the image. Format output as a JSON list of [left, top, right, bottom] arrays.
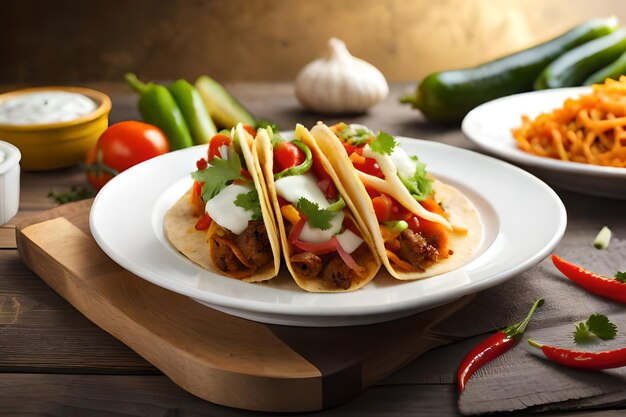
[[573, 313, 618, 344], [191, 149, 243, 201], [47, 187, 95, 205], [235, 189, 263, 221], [369, 131, 396, 155], [615, 271, 626, 283], [297, 198, 335, 230], [398, 155, 433, 201]]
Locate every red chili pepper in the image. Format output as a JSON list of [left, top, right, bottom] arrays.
[[551, 254, 626, 304], [457, 298, 544, 392], [528, 339, 626, 370]]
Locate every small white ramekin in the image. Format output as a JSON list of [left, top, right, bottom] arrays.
[[0, 140, 21, 225]]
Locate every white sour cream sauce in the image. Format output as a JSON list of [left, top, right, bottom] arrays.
[[274, 173, 346, 244], [0, 91, 97, 125], [205, 183, 254, 235]]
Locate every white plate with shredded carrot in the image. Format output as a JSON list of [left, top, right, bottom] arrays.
[[462, 82, 626, 199]]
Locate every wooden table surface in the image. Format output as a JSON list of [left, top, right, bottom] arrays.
[[1, 83, 624, 416]]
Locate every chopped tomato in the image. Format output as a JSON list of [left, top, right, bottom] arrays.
[[277, 196, 290, 207], [343, 142, 357, 156], [243, 124, 256, 137], [241, 169, 252, 180], [208, 134, 231, 161], [274, 141, 305, 171], [372, 194, 393, 222], [196, 158, 208, 170], [354, 157, 384, 178], [406, 215, 420, 232], [194, 213, 212, 230], [311, 156, 337, 199], [365, 186, 381, 199]]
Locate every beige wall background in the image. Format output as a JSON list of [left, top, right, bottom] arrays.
[[2, 0, 625, 84]]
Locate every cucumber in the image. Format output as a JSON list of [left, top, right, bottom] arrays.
[[535, 28, 626, 89], [195, 75, 256, 129], [584, 49, 626, 85], [400, 17, 618, 124]]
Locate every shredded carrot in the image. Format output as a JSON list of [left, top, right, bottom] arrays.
[[386, 250, 414, 271], [512, 76, 626, 167]]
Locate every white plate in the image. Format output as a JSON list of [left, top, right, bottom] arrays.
[[90, 138, 566, 327], [462, 87, 626, 199]]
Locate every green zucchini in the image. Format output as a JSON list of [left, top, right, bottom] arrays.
[[195, 75, 256, 129], [168, 79, 217, 145], [584, 49, 626, 85], [400, 17, 618, 124], [535, 28, 626, 89]]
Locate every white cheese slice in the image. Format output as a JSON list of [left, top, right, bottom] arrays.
[[205, 183, 253, 235]]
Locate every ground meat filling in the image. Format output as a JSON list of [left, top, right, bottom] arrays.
[[290, 252, 323, 277], [320, 253, 352, 290], [236, 220, 272, 267], [289, 245, 369, 290], [397, 228, 439, 271], [211, 221, 272, 273]]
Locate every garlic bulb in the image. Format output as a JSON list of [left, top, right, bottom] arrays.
[[295, 38, 389, 114]]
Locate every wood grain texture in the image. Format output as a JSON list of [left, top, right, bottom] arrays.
[[13, 200, 469, 411], [17, 216, 322, 412]]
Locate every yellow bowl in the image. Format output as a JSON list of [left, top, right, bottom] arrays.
[[0, 86, 111, 170]]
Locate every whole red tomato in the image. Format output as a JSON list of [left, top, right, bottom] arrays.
[[85, 121, 170, 190]]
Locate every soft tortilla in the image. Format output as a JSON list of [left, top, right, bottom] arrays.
[[310, 122, 482, 280], [164, 123, 281, 283], [255, 124, 381, 292]]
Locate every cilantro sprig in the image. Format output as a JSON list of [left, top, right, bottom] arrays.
[[615, 271, 626, 283], [369, 131, 397, 155], [573, 314, 618, 344], [191, 148, 245, 201], [297, 197, 336, 230], [399, 155, 432, 201], [235, 189, 263, 221]]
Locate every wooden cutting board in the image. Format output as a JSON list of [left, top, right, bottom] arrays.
[[15, 199, 469, 412]]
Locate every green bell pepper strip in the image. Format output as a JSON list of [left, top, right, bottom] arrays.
[[168, 79, 217, 145], [125, 73, 194, 150], [327, 196, 346, 212], [400, 17, 618, 124], [273, 139, 313, 180]]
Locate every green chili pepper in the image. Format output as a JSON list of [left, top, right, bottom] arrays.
[[168, 79, 217, 145], [400, 17, 618, 124], [273, 139, 312, 180], [125, 73, 194, 150], [584, 50, 626, 85], [327, 196, 346, 212], [535, 29, 626, 89], [384, 220, 409, 232]]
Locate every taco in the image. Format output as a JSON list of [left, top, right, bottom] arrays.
[[164, 123, 280, 282], [255, 124, 381, 292], [311, 122, 482, 280]]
